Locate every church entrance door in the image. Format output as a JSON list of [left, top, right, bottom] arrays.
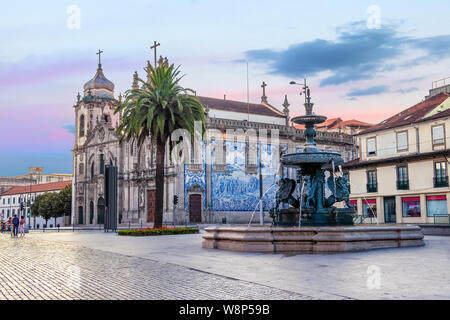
[[189, 194, 202, 223], [147, 190, 155, 223], [97, 197, 105, 224], [78, 206, 83, 225]]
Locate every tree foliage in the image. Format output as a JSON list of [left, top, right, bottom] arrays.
[[115, 61, 205, 228], [30, 184, 72, 226]]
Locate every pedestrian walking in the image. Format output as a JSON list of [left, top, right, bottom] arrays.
[[8, 217, 12, 237], [12, 215, 19, 237], [19, 216, 25, 237]]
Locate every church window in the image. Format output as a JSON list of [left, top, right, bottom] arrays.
[[79, 163, 84, 175], [100, 154, 105, 174], [91, 162, 95, 179], [79, 115, 85, 137]]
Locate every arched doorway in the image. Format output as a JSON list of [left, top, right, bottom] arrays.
[[97, 197, 105, 224], [89, 201, 94, 224], [78, 206, 83, 225], [189, 194, 202, 223]]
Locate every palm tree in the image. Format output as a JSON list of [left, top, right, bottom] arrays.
[[115, 60, 205, 228]]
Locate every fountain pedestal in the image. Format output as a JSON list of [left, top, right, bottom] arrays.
[[276, 208, 354, 227], [202, 225, 424, 253]]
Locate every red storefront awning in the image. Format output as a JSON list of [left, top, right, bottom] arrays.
[[426, 195, 447, 201], [363, 199, 376, 204], [402, 197, 420, 202]]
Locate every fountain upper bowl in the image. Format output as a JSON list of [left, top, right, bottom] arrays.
[[281, 150, 343, 168]]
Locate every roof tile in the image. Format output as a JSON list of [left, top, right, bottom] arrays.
[[1, 180, 72, 196]]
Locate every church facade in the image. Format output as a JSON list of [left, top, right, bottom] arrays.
[[71, 57, 357, 226]]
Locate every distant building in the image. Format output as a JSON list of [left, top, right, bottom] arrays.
[[0, 167, 72, 195], [295, 118, 373, 135], [343, 89, 450, 224], [425, 77, 450, 99], [0, 180, 72, 228]]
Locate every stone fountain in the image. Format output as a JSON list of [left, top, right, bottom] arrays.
[[270, 80, 354, 227], [202, 81, 424, 253]]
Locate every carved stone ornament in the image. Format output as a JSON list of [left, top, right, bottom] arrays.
[[99, 127, 105, 142], [188, 184, 203, 193]]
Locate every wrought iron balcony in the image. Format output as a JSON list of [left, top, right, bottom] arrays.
[[396, 180, 409, 190], [366, 183, 378, 193], [434, 176, 449, 188]]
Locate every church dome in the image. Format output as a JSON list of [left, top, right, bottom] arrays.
[[83, 64, 115, 95]]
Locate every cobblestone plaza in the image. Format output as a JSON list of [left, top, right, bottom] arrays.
[[0, 231, 448, 300]]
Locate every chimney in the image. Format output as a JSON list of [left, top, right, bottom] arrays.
[[224, 94, 226, 100]]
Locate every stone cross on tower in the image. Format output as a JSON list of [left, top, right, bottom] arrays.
[[96, 49, 103, 68], [150, 41, 160, 67], [261, 81, 268, 103]]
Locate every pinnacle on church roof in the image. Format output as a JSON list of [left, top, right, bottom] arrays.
[[261, 81, 268, 103], [283, 95, 290, 108], [132, 71, 139, 90]]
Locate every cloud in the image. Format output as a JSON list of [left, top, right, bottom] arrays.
[[347, 85, 390, 97], [62, 124, 75, 134], [394, 87, 419, 94], [243, 21, 450, 87]]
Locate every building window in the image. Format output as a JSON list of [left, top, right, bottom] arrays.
[[363, 199, 376, 218], [367, 137, 376, 156], [402, 197, 421, 217], [100, 154, 105, 175], [426, 195, 448, 217], [432, 125, 445, 146], [12, 209, 15, 214], [12, 197, 15, 204], [79, 114, 85, 137], [245, 142, 257, 174], [366, 170, 377, 193], [434, 161, 448, 187], [91, 162, 95, 179], [8, 198, 10, 204], [396, 131, 408, 151], [396, 166, 409, 190], [2, 199, 4, 204]]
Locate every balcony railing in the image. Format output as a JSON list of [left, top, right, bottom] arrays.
[[434, 176, 449, 188], [366, 183, 378, 193], [396, 180, 409, 190]]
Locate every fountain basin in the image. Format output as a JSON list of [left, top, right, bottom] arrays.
[[202, 225, 424, 253], [281, 151, 343, 168]]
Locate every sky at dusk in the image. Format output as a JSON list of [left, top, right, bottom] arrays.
[[2, 0, 450, 176]]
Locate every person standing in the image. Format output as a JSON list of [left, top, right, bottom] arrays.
[[12, 215, 19, 237], [19, 216, 25, 237], [8, 217, 13, 237]]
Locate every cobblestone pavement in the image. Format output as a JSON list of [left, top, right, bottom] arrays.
[[0, 234, 314, 300]]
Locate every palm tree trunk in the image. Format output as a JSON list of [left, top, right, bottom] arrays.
[[154, 137, 166, 228]]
